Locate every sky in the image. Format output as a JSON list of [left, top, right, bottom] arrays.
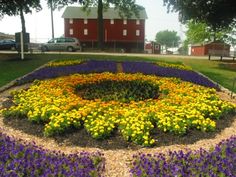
[[0, 0, 185, 43]]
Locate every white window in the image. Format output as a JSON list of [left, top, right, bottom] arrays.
[[123, 29, 127, 36], [136, 30, 140, 36], [136, 20, 140, 25], [69, 29, 73, 35], [110, 19, 114, 24], [84, 19, 88, 24], [84, 29, 88, 35], [123, 19, 127, 25], [69, 19, 73, 24]]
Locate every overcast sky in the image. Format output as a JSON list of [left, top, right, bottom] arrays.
[[0, 0, 184, 43]]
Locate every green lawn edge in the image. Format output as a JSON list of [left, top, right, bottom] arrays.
[[0, 53, 235, 93]]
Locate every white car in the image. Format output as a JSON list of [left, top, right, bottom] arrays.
[[41, 37, 81, 52]]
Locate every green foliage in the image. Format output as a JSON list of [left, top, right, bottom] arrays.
[[155, 30, 180, 49], [163, 0, 236, 31], [76, 80, 160, 103], [0, 0, 41, 16], [0, 0, 41, 32], [185, 21, 212, 44], [185, 20, 232, 44], [184, 20, 236, 50]]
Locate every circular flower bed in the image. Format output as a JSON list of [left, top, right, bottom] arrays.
[[1, 72, 235, 146]]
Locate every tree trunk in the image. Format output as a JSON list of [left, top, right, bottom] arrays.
[[97, 0, 104, 50], [20, 7, 26, 33], [213, 32, 216, 42], [212, 26, 216, 42]]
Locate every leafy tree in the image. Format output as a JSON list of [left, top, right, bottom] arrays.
[[185, 20, 228, 44], [51, 0, 140, 50], [185, 21, 211, 44], [181, 20, 236, 54], [226, 25, 236, 47], [0, 0, 41, 33], [163, 0, 236, 32], [155, 30, 180, 49]]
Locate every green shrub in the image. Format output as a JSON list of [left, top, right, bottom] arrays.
[[76, 80, 160, 103]]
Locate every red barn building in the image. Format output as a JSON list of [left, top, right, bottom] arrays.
[[62, 6, 147, 52], [191, 41, 230, 56]]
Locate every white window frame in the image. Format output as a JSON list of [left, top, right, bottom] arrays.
[[123, 19, 127, 25], [69, 29, 73, 35], [69, 18, 73, 24], [136, 30, 140, 36], [84, 29, 88, 35], [136, 19, 140, 25], [123, 29, 127, 36], [110, 19, 114, 24], [84, 19, 88, 24]]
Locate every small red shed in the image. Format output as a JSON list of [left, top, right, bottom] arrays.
[[144, 42, 161, 54], [191, 41, 230, 56]]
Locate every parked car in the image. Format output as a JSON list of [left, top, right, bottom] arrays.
[[0, 39, 16, 50], [40, 37, 81, 52]]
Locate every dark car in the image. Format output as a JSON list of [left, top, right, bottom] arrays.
[[0, 39, 16, 50]]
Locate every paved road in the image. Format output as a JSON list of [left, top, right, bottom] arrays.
[[1, 50, 235, 61]]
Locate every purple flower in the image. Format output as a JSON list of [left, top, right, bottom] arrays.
[[130, 136, 236, 176], [0, 132, 105, 176], [16, 60, 219, 90], [16, 60, 117, 84], [122, 61, 219, 89]]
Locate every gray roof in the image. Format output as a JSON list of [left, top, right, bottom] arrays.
[[62, 6, 148, 20]]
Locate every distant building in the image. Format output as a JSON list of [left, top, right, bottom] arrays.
[[0, 32, 14, 40], [62, 6, 147, 52], [191, 41, 230, 56], [144, 42, 161, 54]]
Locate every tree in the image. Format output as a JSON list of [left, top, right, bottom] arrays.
[[185, 20, 228, 44], [0, 0, 41, 34], [163, 0, 236, 32], [181, 20, 236, 54], [51, 0, 140, 50], [185, 21, 211, 44], [155, 30, 180, 50]]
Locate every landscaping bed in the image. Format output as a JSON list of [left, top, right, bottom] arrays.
[[0, 59, 235, 176]]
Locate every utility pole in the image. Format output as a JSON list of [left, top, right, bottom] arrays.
[[50, 0, 55, 39]]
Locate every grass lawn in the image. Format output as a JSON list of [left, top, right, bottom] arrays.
[[0, 53, 235, 92]]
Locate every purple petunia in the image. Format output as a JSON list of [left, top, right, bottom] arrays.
[[16, 60, 117, 85], [122, 61, 219, 89], [15, 60, 219, 90], [0, 132, 105, 176], [130, 136, 236, 177]]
